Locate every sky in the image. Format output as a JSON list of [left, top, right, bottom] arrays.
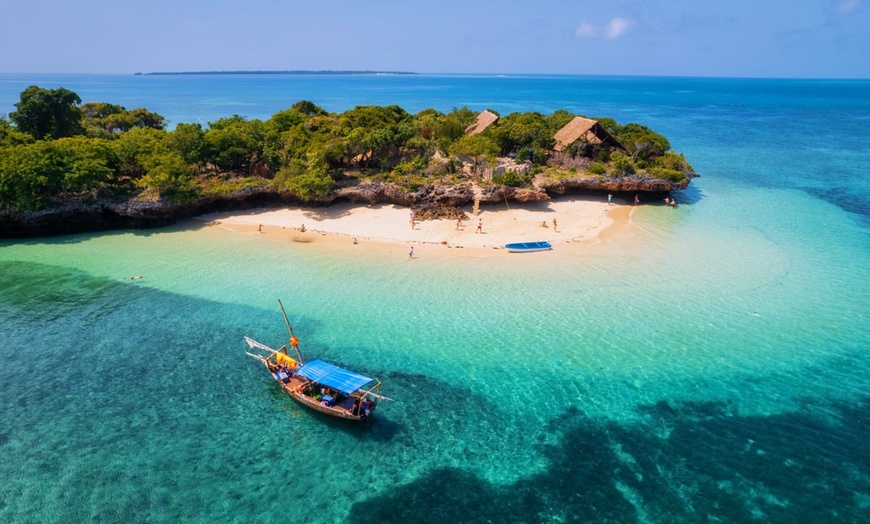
[[1, 0, 868, 78]]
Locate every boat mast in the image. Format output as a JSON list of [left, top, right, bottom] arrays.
[[278, 299, 304, 365]]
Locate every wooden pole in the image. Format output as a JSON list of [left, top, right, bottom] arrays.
[[278, 299, 304, 364]]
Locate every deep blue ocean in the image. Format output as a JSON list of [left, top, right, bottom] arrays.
[[1, 74, 869, 523]]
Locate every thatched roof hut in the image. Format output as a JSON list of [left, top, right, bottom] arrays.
[[553, 116, 626, 152], [465, 109, 499, 135]]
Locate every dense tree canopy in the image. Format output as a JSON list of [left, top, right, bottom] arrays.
[[1, 86, 692, 211], [10, 86, 85, 140]]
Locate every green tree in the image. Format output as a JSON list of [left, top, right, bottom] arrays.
[[53, 136, 118, 193], [276, 157, 333, 198], [0, 118, 33, 147], [113, 127, 169, 179], [135, 151, 195, 199], [612, 123, 670, 161], [433, 107, 476, 153], [82, 103, 166, 137], [0, 142, 64, 209], [609, 151, 636, 176], [166, 123, 206, 166], [203, 116, 264, 172], [489, 112, 552, 158], [9, 86, 85, 139]]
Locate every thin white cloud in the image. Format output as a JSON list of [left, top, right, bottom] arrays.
[[575, 17, 634, 39], [606, 17, 634, 39], [575, 22, 598, 38], [835, 0, 862, 14]]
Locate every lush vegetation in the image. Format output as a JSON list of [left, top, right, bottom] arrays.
[[0, 86, 694, 211]]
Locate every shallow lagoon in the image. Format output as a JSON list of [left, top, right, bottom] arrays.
[[1, 74, 869, 522]]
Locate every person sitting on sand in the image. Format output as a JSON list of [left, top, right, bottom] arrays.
[[299, 224, 306, 232], [541, 221, 548, 228]]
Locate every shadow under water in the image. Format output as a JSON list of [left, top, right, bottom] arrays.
[[348, 399, 870, 523]]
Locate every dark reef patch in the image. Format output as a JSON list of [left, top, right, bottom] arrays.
[[349, 398, 870, 523]]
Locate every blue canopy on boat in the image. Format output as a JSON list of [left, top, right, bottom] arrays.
[[296, 359, 374, 395]]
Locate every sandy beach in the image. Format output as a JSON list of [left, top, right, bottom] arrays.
[[197, 196, 634, 258]]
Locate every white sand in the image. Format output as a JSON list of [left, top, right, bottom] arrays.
[[197, 196, 632, 256]]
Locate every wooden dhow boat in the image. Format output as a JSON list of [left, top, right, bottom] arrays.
[[245, 300, 391, 422]]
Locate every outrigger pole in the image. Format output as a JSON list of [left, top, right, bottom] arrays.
[[278, 299, 304, 365]]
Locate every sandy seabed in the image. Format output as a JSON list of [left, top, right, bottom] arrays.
[[196, 196, 634, 260]]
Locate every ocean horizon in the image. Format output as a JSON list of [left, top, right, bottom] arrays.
[[1, 73, 868, 522]]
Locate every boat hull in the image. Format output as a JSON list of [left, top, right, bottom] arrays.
[[505, 241, 552, 253], [271, 372, 372, 422], [286, 387, 369, 421]]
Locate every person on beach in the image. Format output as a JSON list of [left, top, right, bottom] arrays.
[[541, 220, 548, 228], [409, 210, 416, 229], [476, 219, 482, 234], [299, 224, 306, 232], [258, 224, 262, 233], [353, 238, 358, 245], [456, 213, 463, 230], [553, 218, 558, 232], [408, 246, 414, 259], [607, 194, 613, 205], [634, 194, 640, 206]]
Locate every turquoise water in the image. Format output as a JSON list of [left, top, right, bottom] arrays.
[[2, 75, 869, 522]]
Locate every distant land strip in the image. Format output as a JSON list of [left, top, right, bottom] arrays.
[[135, 70, 417, 76]]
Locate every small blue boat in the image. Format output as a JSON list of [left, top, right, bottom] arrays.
[[504, 241, 552, 253]]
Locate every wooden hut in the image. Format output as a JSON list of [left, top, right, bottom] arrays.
[[552, 116, 626, 153], [465, 109, 499, 135]]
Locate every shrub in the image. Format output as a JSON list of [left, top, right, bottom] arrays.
[[589, 162, 606, 175], [492, 171, 531, 188], [647, 167, 686, 182], [609, 152, 635, 176]]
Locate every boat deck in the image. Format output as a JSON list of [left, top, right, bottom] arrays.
[[276, 373, 361, 419]]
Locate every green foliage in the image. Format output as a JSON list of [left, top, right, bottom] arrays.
[[203, 116, 264, 172], [589, 162, 606, 175], [547, 110, 576, 133], [290, 100, 327, 117], [647, 167, 686, 182], [113, 127, 169, 179], [9, 86, 84, 140], [0, 137, 117, 208], [82, 102, 166, 136], [614, 123, 671, 160], [654, 151, 694, 172], [433, 107, 477, 153], [52, 137, 118, 193], [0, 86, 693, 212], [492, 170, 531, 188], [135, 151, 195, 199], [166, 123, 205, 165], [489, 111, 552, 158], [609, 151, 636, 176], [279, 161, 334, 198], [199, 177, 267, 197], [0, 118, 33, 147], [0, 143, 65, 209], [448, 134, 500, 161]]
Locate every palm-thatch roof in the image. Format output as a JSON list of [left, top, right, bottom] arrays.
[[552, 116, 626, 152], [465, 109, 499, 135]]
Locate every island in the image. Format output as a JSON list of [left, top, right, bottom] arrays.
[[0, 86, 696, 238], [136, 70, 418, 76]]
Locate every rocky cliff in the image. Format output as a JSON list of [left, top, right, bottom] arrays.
[[0, 174, 695, 238]]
